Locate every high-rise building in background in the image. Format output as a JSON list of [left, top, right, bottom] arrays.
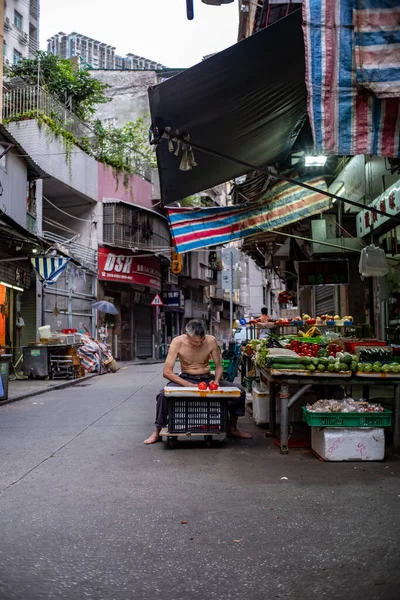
[[47, 32, 165, 71], [4, 0, 40, 63]]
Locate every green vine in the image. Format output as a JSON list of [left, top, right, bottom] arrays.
[[4, 112, 155, 190]]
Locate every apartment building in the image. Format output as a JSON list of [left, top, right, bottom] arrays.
[[4, 0, 40, 63], [47, 32, 165, 70]]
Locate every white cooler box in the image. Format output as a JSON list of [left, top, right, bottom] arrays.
[[311, 427, 385, 461]]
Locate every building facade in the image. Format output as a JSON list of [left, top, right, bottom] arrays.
[[4, 0, 40, 63], [47, 32, 165, 70]]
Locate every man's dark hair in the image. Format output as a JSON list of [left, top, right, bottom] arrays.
[[186, 319, 206, 338], [261, 307, 269, 315]]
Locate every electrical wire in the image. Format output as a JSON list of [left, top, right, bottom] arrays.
[[43, 196, 97, 223], [326, 213, 365, 248]]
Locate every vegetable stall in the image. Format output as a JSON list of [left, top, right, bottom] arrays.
[[243, 325, 400, 456]]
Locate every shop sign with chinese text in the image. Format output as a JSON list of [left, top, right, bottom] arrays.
[[357, 182, 400, 237], [162, 290, 185, 309], [98, 247, 161, 291]]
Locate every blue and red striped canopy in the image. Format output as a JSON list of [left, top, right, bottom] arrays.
[[168, 176, 328, 253]]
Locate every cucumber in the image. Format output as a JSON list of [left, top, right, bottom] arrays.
[[271, 363, 303, 370]]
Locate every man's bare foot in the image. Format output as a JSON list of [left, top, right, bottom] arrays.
[[228, 429, 252, 439], [144, 432, 161, 444]]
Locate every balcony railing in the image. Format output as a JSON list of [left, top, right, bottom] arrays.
[[42, 231, 97, 272], [3, 85, 95, 144]]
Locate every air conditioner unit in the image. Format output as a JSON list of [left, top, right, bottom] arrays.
[[19, 32, 28, 45], [4, 17, 11, 31], [165, 272, 179, 285]]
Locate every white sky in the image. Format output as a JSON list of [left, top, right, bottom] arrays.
[[40, 0, 240, 68]]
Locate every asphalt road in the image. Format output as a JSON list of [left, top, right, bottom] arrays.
[[0, 363, 400, 600]]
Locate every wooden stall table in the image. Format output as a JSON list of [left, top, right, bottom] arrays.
[[258, 368, 400, 455]]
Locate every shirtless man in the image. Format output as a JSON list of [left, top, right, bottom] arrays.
[[144, 319, 252, 444]]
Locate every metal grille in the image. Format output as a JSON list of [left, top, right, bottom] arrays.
[[3, 85, 95, 144], [168, 398, 229, 434], [315, 286, 335, 316], [103, 203, 170, 252], [134, 306, 153, 358]]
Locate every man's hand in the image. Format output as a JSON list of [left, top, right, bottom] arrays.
[[184, 382, 198, 388]]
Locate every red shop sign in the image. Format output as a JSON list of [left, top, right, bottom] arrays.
[[98, 247, 161, 291]]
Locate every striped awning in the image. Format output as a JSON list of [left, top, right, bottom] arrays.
[[168, 176, 328, 253], [303, 0, 400, 157], [31, 256, 71, 285]]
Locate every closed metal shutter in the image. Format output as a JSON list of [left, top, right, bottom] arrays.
[[315, 287, 335, 316], [134, 306, 153, 358]]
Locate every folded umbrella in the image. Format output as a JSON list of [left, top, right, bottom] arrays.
[[92, 301, 119, 315]]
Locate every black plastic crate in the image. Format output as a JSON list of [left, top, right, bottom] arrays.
[[168, 398, 229, 434]]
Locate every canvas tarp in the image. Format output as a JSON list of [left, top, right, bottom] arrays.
[[149, 9, 307, 205]]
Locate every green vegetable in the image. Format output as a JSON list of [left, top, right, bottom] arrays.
[[319, 357, 329, 366], [269, 356, 301, 365], [341, 354, 352, 366], [358, 363, 364, 372], [339, 362, 348, 371], [270, 363, 303, 370], [364, 364, 372, 373], [317, 348, 328, 358], [372, 365, 381, 373], [327, 364, 335, 372], [334, 363, 341, 372], [317, 364, 325, 372], [391, 364, 400, 374], [312, 358, 319, 367], [307, 364, 316, 371], [350, 361, 358, 372], [382, 364, 391, 373], [300, 357, 311, 365]]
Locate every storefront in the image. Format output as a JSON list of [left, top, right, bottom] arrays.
[[0, 257, 32, 357], [98, 246, 162, 361]]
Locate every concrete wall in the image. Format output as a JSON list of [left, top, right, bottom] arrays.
[[248, 260, 265, 317], [98, 163, 156, 211], [4, 0, 30, 60], [0, 150, 28, 229], [7, 121, 99, 202], [91, 70, 158, 127]]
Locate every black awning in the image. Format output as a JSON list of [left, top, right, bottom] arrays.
[[149, 9, 306, 205]]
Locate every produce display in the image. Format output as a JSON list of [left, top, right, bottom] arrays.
[[306, 399, 385, 413], [357, 362, 400, 374], [358, 347, 392, 363], [296, 353, 356, 373]]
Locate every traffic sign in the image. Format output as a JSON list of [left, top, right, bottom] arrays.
[[221, 247, 239, 269], [150, 294, 164, 306]]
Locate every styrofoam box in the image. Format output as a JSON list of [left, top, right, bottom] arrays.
[[252, 385, 270, 425], [251, 385, 305, 425], [311, 427, 385, 461]]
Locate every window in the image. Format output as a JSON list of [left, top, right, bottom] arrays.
[[3, 41, 7, 58], [14, 11, 23, 30], [13, 49, 22, 64]]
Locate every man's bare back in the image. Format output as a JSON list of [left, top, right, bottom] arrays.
[[174, 334, 215, 375]]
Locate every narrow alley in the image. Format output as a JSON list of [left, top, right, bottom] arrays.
[[0, 364, 399, 600]]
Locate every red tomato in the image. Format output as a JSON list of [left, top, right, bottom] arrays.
[[198, 382, 208, 391], [209, 382, 219, 391], [312, 344, 319, 349]]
